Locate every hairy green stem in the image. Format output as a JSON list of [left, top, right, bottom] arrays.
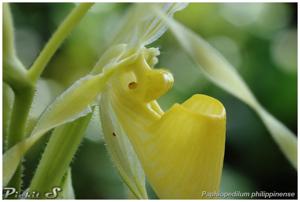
[[4, 3, 93, 191], [28, 3, 94, 83], [6, 89, 34, 149], [6, 87, 35, 191], [29, 113, 92, 198], [3, 3, 33, 191]]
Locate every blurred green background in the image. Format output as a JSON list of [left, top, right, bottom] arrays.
[[7, 3, 297, 199]]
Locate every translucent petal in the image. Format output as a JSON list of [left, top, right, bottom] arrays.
[[111, 3, 187, 47]]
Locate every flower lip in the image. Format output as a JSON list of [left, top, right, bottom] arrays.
[[172, 94, 226, 120]]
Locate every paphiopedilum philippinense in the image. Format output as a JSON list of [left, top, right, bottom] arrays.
[[3, 3, 227, 199], [99, 45, 226, 199]]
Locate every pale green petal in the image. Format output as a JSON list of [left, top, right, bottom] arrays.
[[27, 79, 64, 134], [31, 74, 106, 137], [3, 70, 114, 186], [159, 13, 297, 168], [100, 91, 148, 199], [30, 78, 63, 121]]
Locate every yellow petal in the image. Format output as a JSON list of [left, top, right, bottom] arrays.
[[145, 94, 226, 199], [102, 47, 226, 199]]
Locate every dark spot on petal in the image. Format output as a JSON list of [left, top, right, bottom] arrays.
[[128, 82, 137, 89], [112, 132, 116, 137]]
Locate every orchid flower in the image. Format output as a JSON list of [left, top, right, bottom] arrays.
[[98, 45, 226, 198], [4, 3, 225, 199]]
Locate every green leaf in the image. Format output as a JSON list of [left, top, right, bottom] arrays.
[[29, 112, 92, 197], [59, 169, 76, 199], [3, 70, 114, 186], [159, 13, 297, 169]]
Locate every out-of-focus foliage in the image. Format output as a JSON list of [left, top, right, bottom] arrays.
[[9, 3, 297, 199]]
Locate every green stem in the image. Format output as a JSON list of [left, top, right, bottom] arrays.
[[28, 3, 94, 83], [3, 3, 33, 192], [3, 83, 13, 148], [3, 3, 15, 58], [6, 87, 35, 191], [3, 3, 30, 89], [6, 88, 34, 149], [29, 112, 92, 198], [4, 3, 93, 191]]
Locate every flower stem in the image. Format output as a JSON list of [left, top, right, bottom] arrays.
[[3, 3, 15, 58], [27, 3, 94, 83], [4, 3, 93, 192], [6, 86, 35, 191], [3, 3, 33, 192]]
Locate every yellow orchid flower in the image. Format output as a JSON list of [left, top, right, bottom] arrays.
[[3, 3, 227, 199], [100, 45, 226, 199]]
